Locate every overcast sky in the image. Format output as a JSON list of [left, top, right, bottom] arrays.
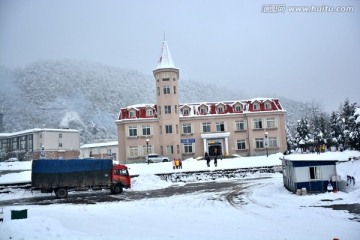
[[1, 0, 359, 112]]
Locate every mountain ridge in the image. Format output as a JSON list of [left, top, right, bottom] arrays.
[[0, 59, 307, 143]]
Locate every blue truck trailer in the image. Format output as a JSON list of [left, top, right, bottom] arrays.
[[32, 158, 131, 198]]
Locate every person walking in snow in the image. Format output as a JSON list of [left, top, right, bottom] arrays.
[[172, 159, 176, 170], [179, 158, 182, 169], [214, 147, 218, 167], [205, 152, 210, 167]]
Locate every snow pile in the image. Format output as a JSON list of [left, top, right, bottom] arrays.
[[130, 174, 172, 191]]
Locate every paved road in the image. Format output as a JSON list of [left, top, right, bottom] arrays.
[[0, 179, 251, 206]]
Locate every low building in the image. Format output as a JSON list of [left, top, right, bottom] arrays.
[[0, 128, 80, 160], [280, 155, 339, 193], [80, 141, 118, 160]]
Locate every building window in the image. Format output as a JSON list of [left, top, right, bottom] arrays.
[[129, 146, 139, 157], [162, 78, 170, 81], [158, 106, 161, 115], [182, 108, 189, 116], [128, 126, 137, 137], [253, 103, 260, 110], [255, 138, 264, 149], [166, 145, 173, 154], [165, 105, 172, 114], [265, 102, 271, 110], [184, 143, 193, 153], [142, 125, 151, 136], [217, 107, 224, 113], [165, 125, 173, 134], [182, 123, 192, 134], [159, 125, 162, 134], [235, 120, 246, 131], [199, 107, 207, 114], [163, 86, 170, 94], [234, 104, 242, 112], [309, 167, 321, 180], [146, 109, 153, 117], [59, 143, 63, 147], [129, 110, 136, 118], [202, 122, 211, 133], [269, 137, 278, 148], [253, 118, 263, 129], [174, 86, 177, 94], [175, 105, 177, 114], [176, 124, 179, 134], [157, 87, 160, 96], [216, 122, 225, 132], [236, 140, 246, 150], [266, 118, 276, 128], [143, 145, 152, 155], [40, 133, 42, 138], [59, 133, 62, 138]]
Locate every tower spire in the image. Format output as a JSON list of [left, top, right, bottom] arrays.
[[156, 39, 176, 70]]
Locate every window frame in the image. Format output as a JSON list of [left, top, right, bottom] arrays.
[[216, 121, 225, 132], [266, 117, 276, 128], [128, 126, 138, 137], [255, 138, 264, 149], [202, 122, 211, 133], [309, 166, 321, 180], [142, 125, 151, 136], [164, 105, 172, 114], [182, 123, 192, 134], [163, 85, 171, 94], [235, 120, 246, 131], [253, 118, 263, 129], [236, 140, 246, 150], [165, 125, 173, 134]]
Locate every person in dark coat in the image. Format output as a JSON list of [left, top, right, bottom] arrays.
[[205, 152, 210, 167], [214, 147, 218, 167]]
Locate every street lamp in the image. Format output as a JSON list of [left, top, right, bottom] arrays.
[[264, 132, 269, 157], [146, 139, 149, 164]]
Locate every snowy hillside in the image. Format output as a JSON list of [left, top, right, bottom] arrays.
[[0, 60, 308, 143]]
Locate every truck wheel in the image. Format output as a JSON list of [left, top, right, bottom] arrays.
[[56, 188, 68, 199], [110, 184, 115, 194], [113, 184, 123, 194]]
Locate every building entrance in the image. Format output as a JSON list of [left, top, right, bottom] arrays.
[[208, 141, 222, 157]]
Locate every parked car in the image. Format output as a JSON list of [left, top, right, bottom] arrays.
[[146, 153, 170, 163], [5, 158, 18, 162]]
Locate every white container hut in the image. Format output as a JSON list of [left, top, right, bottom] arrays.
[[280, 155, 340, 193]]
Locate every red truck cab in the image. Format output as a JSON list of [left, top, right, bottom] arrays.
[[110, 164, 131, 194]]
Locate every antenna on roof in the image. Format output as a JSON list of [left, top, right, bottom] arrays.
[[163, 31, 166, 41]]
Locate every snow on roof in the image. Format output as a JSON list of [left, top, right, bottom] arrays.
[[280, 153, 339, 162], [127, 104, 155, 109], [0, 128, 79, 138], [80, 141, 118, 149], [248, 97, 275, 103], [155, 40, 177, 70]]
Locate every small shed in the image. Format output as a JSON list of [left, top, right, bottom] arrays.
[[280, 155, 339, 193]]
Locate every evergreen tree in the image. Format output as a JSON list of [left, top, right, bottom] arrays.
[[295, 118, 310, 152], [339, 99, 357, 150], [329, 111, 340, 148], [285, 125, 295, 153]]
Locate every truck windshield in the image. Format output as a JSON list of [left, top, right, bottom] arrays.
[[114, 169, 129, 176]]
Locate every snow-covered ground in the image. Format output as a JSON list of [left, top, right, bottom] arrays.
[[0, 151, 359, 240]]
